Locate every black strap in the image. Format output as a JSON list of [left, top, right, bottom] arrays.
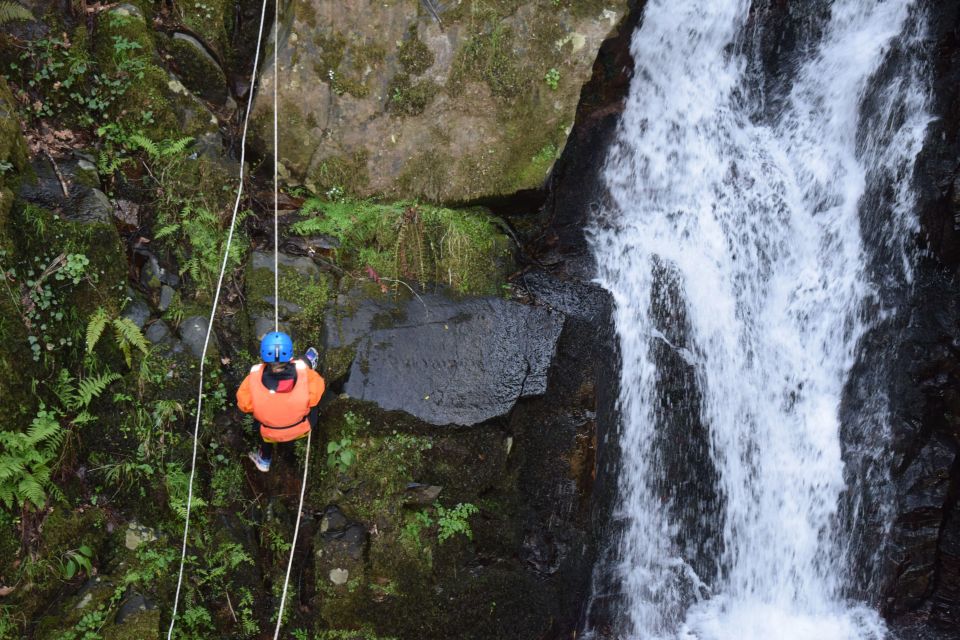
[[263, 414, 309, 430]]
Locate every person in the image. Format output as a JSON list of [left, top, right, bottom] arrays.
[[236, 331, 325, 472]]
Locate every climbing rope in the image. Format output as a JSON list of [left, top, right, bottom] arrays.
[[166, 0, 313, 637], [165, 0, 269, 633], [272, 0, 280, 335], [167, 0, 310, 640], [267, 2, 314, 637], [273, 431, 311, 638]]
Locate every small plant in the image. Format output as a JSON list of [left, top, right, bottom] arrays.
[[86, 306, 149, 367], [0, 1, 32, 25], [62, 544, 94, 579], [0, 407, 65, 510], [326, 438, 356, 474], [544, 67, 560, 90], [435, 502, 479, 543]]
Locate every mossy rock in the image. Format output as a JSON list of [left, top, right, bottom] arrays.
[[165, 32, 228, 105], [93, 8, 219, 140], [253, 0, 628, 201], [175, 0, 234, 61], [244, 250, 332, 352]]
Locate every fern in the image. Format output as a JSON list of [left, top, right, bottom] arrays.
[[74, 373, 122, 410], [113, 317, 149, 367], [86, 307, 109, 354], [0, 1, 32, 25], [127, 133, 159, 158], [0, 408, 64, 510], [161, 137, 193, 157]]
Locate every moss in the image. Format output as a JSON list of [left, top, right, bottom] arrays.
[[177, 0, 234, 59], [305, 151, 371, 198], [165, 34, 228, 104], [93, 10, 215, 139], [244, 257, 332, 352], [449, 23, 527, 100], [386, 74, 439, 117], [291, 200, 511, 295], [102, 609, 161, 640], [313, 30, 383, 99], [398, 28, 434, 75]]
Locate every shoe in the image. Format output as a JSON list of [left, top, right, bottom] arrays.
[[304, 347, 319, 370], [247, 450, 271, 472]]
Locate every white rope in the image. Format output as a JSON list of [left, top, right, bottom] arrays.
[[272, 0, 280, 334], [272, 431, 312, 639], [268, 5, 314, 635], [166, 0, 270, 636]]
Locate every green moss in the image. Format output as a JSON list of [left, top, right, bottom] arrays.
[[177, 0, 234, 59], [93, 10, 214, 139], [102, 610, 161, 640], [398, 29, 434, 75], [244, 257, 332, 351], [290, 201, 511, 295], [386, 74, 439, 117], [313, 30, 383, 99], [166, 35, 228, 104], [305, 152, 371, 198], [449, 23, 527, 99]]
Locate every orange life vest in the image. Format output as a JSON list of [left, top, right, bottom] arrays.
[[249, 361, 312, 443]]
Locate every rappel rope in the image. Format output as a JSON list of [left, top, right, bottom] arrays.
[[269, 0, 314, 634], [167, 0, 312, 637]]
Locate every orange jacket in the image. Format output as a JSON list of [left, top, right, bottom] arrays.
[[237, 362, 325, 442]]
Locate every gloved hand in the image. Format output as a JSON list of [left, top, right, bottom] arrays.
[[304, 347, 319, 370]]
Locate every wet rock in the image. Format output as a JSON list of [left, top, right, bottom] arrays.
[[337, 290, 564, 426], [253, 316, 291, 343], [18, 154, 104, 221], [144, 320, 172, 345], [158, 285, 175, 312], [179, 316, 212, 358], [114, 592, 155, 623], [75, 189, 112, 223], [251, 250, 321, 279], [404, 482, 442, 505], [167, 32, 228, 104], [320, 505, 349, 533], [121, 299, 151, 330]]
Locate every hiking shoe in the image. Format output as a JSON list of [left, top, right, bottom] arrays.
[[305, 347, 319, 370], [247, 450, 271, 472]]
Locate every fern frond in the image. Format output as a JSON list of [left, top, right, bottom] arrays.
[[26, 412, 61, 446], [86, 307, 109, 354], [161, 137, 194, 157], [127, 133, 159, 158], [113, 317, 149, 367], [0, 1, 33, 25], [154, 223, 180, 240], [18, 477, 47, 510], [75, 372, 121, 409]]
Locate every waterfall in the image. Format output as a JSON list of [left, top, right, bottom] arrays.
[[588, 1, 931, 639]]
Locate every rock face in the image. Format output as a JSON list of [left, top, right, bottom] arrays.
[[254, 0, 628, 201], [869, 1, 960, 635], [332, 288, 564, 425]]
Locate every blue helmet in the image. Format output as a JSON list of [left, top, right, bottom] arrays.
[[260, 331, 293, 363]]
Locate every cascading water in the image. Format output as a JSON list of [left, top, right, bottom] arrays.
[[589, 1, 931, 639]]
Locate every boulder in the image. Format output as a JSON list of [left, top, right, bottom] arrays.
[[121, 299, 151, 330], [253, 0, 629, 201], [179, 315, 213, 359], [166, 32, 229, 105], [331, 287, 564, 426]]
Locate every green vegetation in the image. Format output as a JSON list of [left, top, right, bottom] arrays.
[[327, 437, 357, 474], [291, 199, 511, 294], [544, 67, 560, 90], [0, 1, 31, 26]]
